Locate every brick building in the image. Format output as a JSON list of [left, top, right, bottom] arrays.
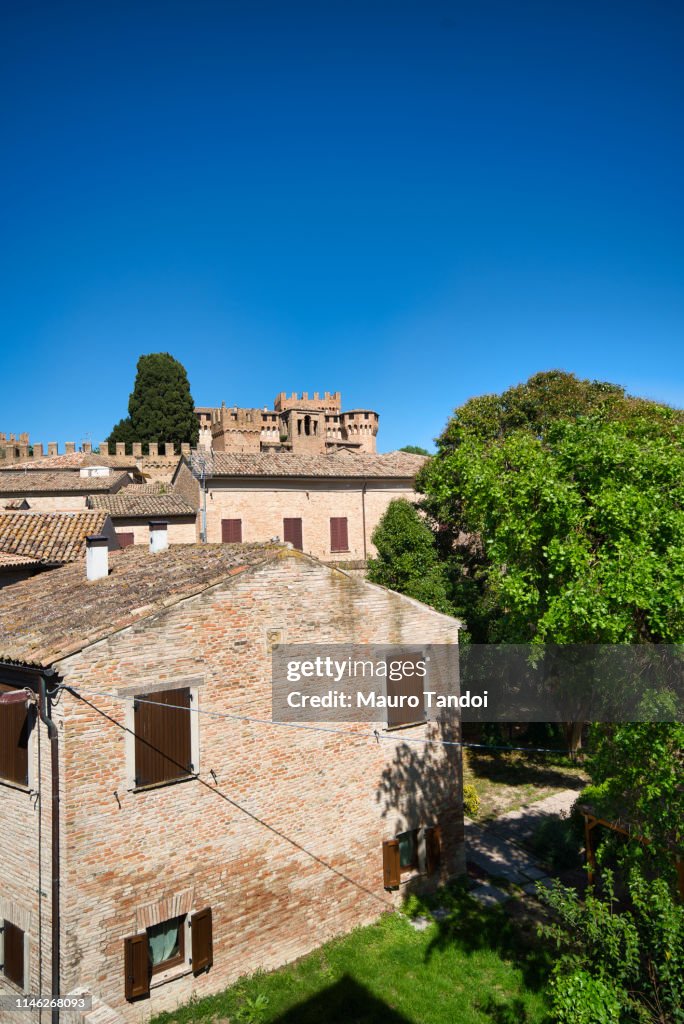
[[172, 449, 427, 566], [87, 485, 197, 547], [0, 470, 133, 513], [0, 510, 119, 588], [0, 542, 463, 1022]]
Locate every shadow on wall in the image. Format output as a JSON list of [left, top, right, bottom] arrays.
[[272, 975, 414, 1024], [375, 712, 464, 889]]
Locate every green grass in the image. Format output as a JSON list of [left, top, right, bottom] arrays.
[[463, 749, 587, 820], [151, 885, 552, 1024]]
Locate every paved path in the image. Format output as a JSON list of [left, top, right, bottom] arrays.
[[465, 789, 578, 906]]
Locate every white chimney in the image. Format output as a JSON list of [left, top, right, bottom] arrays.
[[149, 520, 169, 554], [86, 535, 109, 581]]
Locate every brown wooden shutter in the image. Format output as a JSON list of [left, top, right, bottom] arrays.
[[191, 907, 213, 974], [124, 933, 150, 1001], [330, 517, 349, 552], [221, 519, 242, 543], [386, 654, 425, 728], [283, 518, 303, 550], [134, 688, 192, 787], [425, 825, 442, 876], [0, 685, 30, 787], [116, 532, 135, 548], [382, 839, 401, 890], [3, 921, 24, 988]]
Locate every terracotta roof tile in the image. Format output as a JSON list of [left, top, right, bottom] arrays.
[[0, 543, 282, 666], [0, 511, 114, 564], [0, 471, 130, 494], [189, 449, 428, 479], [87, 490, 196, 518], [0, 551, 40, 569], [5, 452, 138, 471]]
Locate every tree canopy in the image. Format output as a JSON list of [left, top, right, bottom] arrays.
[[399, 445, 431, 456], [107, 353, 199, 450]]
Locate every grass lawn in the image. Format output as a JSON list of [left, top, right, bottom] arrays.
[[150, 885, 551, 1024], [463, 748, 587, 820]]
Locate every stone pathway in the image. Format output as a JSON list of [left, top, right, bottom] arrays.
[[465, 789, 578, 906]]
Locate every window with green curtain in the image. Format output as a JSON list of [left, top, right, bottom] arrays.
[[147, 916, 183, 969], [397, 829, 418, 869]]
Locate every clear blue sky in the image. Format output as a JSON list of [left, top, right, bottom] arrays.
[[2, 0, 683, 452]]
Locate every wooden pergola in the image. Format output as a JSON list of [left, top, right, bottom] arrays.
[[579, 804, 684, 899]]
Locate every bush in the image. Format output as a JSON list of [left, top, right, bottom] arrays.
[[463, 783, 480, 817], [549, 969, 622, 1024], [528, 814, 581, 871]]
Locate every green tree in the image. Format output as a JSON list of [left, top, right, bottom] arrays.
[[366, 499, 454, 615], [107, 353, 198, 451], [399, 445, 431, 456]]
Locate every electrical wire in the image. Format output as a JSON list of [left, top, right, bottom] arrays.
[[61, 684, 568, 755]]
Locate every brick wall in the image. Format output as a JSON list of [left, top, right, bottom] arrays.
[[0, 494, 90, 512], [41, 553, 462, 1021], [110, 518, 198, 546], [204, 479, 418, 560]]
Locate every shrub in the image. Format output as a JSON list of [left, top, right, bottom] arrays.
[[528, 814, 581, 870], [463, 783, 480, 817]]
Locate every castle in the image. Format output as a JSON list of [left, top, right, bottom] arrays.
[[196, 391, 379, 454]]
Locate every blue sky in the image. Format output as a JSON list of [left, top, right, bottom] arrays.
[[2, 0, 683, 452]]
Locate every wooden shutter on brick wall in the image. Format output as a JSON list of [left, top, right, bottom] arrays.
[[221, 519, 242, 543], [191, 907, 213, 973], [425, 826, 442, 876], [0, 685, 30, 787], [134, 687, 192, 787], [124, 933, 150, 1001], [330, 517, 349, 552], [382, 839, 401, 890], [116, 532, 135, 548], [2, 920, 24, 988], [283, 518, 303, 550], [386, 654, 425, 729]]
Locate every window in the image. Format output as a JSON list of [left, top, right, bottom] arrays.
[[134, 688, 193, 788], [116, 532, 135, 548], [1, 920, 25, 989], [385, 654, 426, 729], [382, 826, 442, 891], [330, 517, 349, 553], [0, 684, 30, 787], [124, 907, 213, 1001], [283, 518, 303, 550], [147, 916, 185, 975], [221, 518, 242, 543]]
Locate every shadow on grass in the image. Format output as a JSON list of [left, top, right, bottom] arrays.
[[466, 749, 585, 792], [271, 975, 413, 1024]]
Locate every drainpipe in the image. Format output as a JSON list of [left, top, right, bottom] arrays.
[[361, 480, 368, 562], [38, 669, 60, 1024]]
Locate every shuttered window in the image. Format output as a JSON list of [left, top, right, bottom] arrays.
[[2, 920, 25, 989], [116, 532, 135, 548], [283, 518, 303, 550], [221, 519, 242, 543], [124, 907, 212, 1001], [397, 828, 419, 870], [124, 933, 150, 1001], [190, 907, 213, 974], [385, 654, 425, 729], [329, 517, 349, 552], [382, 839, 401, 890], [0, 684, 30, 787], [134, 688, 193, 788], [425, 825, 442, 876]]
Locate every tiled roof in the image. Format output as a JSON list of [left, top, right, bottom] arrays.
[[87, 490, 196, 517], [0, 543, 282, 666], [0, 511, 113, 565], [3, 500, 30, 510], [0, 551, 40, 569], [188, 449, 428, 480], [0, 471, 130, 494], [4, 452, 138, 471]]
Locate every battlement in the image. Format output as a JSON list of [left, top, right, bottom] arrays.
[[273, 391, 342, 413]]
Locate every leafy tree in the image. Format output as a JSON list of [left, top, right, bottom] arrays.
[[366, 499, 454, 615], [540, 868, 684, 1023], [106, 353, 198, 450], [399, 445, 431, 456]]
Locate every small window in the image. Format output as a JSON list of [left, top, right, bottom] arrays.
[[385, 654, 426, 729], [116, 532, 135, 548], [2, 920, 25, 989], [397, 829, 419, 871], [147, 916, 185, 976], [221, 519, 242, 543], [0, 685, 30, 787], [330, 517, 349, 553], [134, 688, 193, 788]]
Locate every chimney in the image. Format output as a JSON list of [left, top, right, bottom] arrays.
[[149, 520, 168, 554], [86, 535, 109, 581]]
